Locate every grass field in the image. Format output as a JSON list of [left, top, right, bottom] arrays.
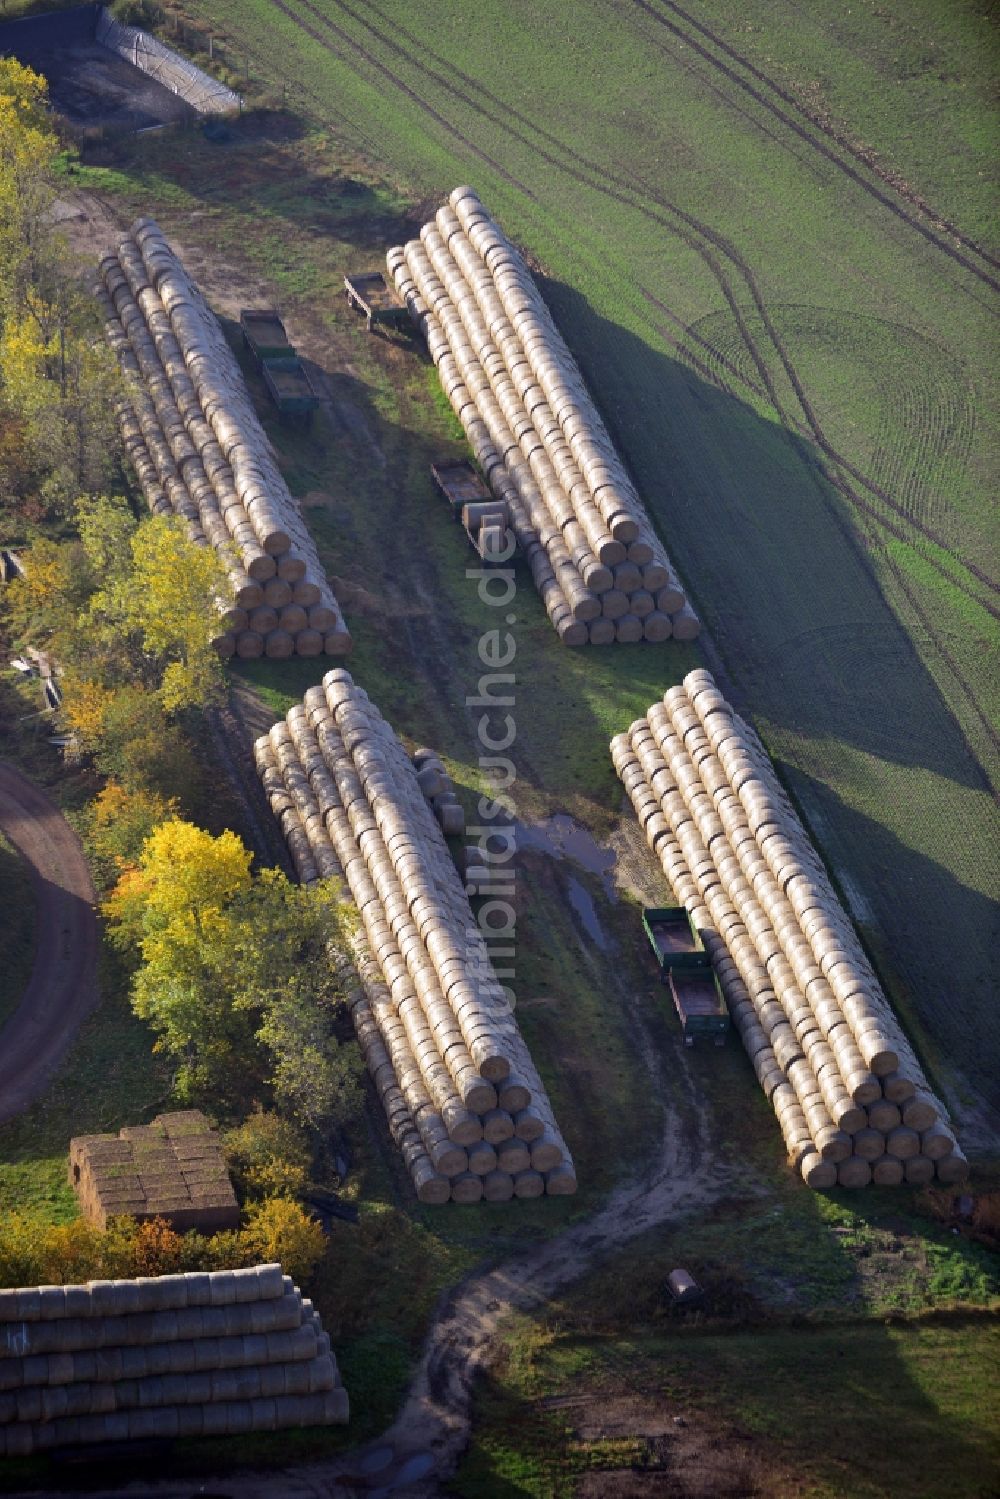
[[0, 2, 997, 1485], [157, 0, 1000, 1134], [453, 1312, 1000, 1498]]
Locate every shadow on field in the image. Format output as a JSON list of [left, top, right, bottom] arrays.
[[781, 766, 1000, 1131], [455, 1308, 995, 1498], [536, 275, 990, 795]]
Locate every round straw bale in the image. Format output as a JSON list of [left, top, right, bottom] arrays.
[[295, 628, 324, 657], [265, 629, 295, 659], [872, 1156, 904, 1186], [919, 1123, 956, 1160], [450, 1171, 484, 1204], [615, 614, 643, 643], [836, 1156, 872, 1188], [800, 1152, 837, 1189], [482, 1170, 515, 1202], [902, 1155, 935, 1185], [236, 631, 265, 659], [642, 610, 673, 642], [588, 617, 616, 645], [935, 1150, 970, 1185], [885, 1126, 920, 1161], [513, 1169, 545, 1199], [545, 1163, 577, 1195]]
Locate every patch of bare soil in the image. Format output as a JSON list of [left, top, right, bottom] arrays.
[[570, 1395, 766, 1498]]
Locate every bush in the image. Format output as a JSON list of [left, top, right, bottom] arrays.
[[109, 0, 164, 28], [0, 1205, 325, 1289], [241, 1198, 326, 1286], [225, 1111, 311, 1204]]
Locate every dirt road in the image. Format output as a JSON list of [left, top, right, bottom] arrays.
[[0, 763, 99, 1125]]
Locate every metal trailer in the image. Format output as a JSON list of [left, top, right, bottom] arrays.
[[344, 271, 409, 332], [667, 967, 729, 1047], [240, 308, 294, 366], [642, 905, 709, 979], [260, 355, 319, 419]]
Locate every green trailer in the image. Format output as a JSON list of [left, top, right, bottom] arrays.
[[240, 307, 294, 366], [667, 968, 729, 1048], [261, 355, 319, 419], [642, 906, 709, 978]]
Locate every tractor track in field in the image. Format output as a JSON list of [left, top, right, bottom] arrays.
[[270, 0, 533, 195], [278, 0, 1000, 785], [640, 0, 1000, 277], [312, 0, 998, 616], [634, 0, 1000, 295]]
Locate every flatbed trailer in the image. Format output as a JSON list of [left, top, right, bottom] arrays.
[[240, 307, 293, 365], [344, 271, 409, 332], [430, 460, 514, 565], [261, 355, 319, 419]]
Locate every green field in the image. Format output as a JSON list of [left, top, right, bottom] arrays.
[[0, 2, 997, 1486], [168, 0, 1000, 1129], [454, 1311, 1000, 1498]]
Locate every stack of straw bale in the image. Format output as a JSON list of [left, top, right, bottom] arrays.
[[387, 187, 698, 646], [254, 668, 576, 1204], [411, 746, 466, 838], [69, 1111, 238, 1233], [611, 668, 967, 1189], [97, 218, 350, 660], [0, 1264, 347, 1455]]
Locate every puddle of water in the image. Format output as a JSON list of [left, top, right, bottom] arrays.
[[359, 1446, 395, 1475], [515, 813, 617, 898], [392, 1453, 436, 1486], [566, 872, 613, 952]]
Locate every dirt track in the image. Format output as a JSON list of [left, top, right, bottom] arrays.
[[0, 763, 99, 1125]]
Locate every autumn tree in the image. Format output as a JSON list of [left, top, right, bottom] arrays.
[[0, 59, 121, 517], [118, 516, 227, 711], [104, 821, 361, 1129]]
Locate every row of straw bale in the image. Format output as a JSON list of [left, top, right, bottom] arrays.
[[611, 668, 967, 1189], [0, 1265, 346, 1455], [387, 186, 698, 646], [97, 217, 350, 660], [254, 669, 576, 1204]]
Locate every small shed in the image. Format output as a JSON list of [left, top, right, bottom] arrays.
[[69, 1110, 239, 1233]]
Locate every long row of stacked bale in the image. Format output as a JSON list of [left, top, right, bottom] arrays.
[[254, 668, 576, 1205], [0, 1264, 347, 1456], [612, 668, 967, 1189], [97, 218, 350, 661], [387, 187, 699, 646]]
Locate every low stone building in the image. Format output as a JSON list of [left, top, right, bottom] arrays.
[[0, 1263, 348, 1455], [69, 1111, 239, 1233]]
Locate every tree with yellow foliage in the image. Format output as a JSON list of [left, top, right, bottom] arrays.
[[104, 821, 360, 1126], [0, 59, 121, 516], [119, 515, 227, 711]]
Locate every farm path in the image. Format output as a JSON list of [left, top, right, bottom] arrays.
[[0, 763, 99, 1125], [28, 1048, 731, 1499]]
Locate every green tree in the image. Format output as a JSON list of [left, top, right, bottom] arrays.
[[119, 516, 227, 711], [0, 60, 121, 516], [104, 823, 361, 1128]]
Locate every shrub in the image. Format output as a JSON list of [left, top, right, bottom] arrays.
[[225, 1111, 311, 1204], [109, 0, 164, 28], [241, 1198, 326, 1286]]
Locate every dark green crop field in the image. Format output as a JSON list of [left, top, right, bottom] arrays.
[[183, 0, 1000, 1126]]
